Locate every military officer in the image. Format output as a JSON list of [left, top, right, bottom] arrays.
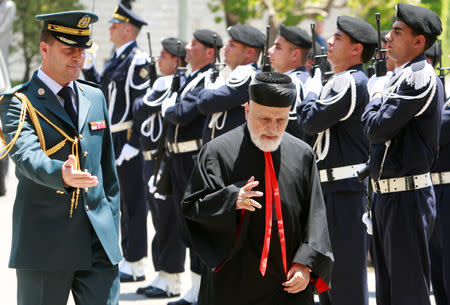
[[197, 24, 265, 144], [160, 29, 223, 305], [298, 16, 378, 305], [0, 11, 121, 305], [362, 3, 444, 305], [83, 2, 150, 282], [269, 24, 312, 140], [133, 37, 189, 299]]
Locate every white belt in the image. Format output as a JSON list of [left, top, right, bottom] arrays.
[[142, 149, 157, 161], [110, 120, 133, 133], [371, 173, 432, 194], [319, 163, 367, 182], [168, 139, 202, 154], [431, 171, 450, 185]]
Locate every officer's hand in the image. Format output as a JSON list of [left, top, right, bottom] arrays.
[[305, 68, 322, 96], [367, 74, 389, 99], [116, 144, 139, 166], [236, 176, 263, 211], [283, 263, 311, 294], [83, 52, 95, 70], [62, 155, 98, 188]]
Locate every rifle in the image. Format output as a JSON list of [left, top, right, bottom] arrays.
[[310, 23, 328, 78], [375, 13, 387, 77], [210, 34, 221, 83], [152, 41, 187, 195], [147, 32, 158, 88], [437, 39, 449, 99], [261, 25, 271, 72]]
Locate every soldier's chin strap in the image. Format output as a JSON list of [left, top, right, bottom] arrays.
[[0, 93, 81, 218]]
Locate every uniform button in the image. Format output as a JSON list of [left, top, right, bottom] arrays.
[[56, 190, 64, 194], [86, 205, 89, 211], [83, 151, 88, 157], [79, 134, 83, 139]]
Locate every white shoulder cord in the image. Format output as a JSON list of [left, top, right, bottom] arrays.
[[225, 64, 256, 88], [313, 71, 357, 162], [375, 61, 437, 180], [107, 81, 117, 124], [140, 112, 163, 142], [288, 72, 306, 120], [143, 75, 173, 107]]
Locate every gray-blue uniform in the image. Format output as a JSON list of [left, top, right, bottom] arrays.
[[197, 24, 264, 144], [0, 11, 121, 305], [430, 100, 450, 305], [133, 69, 188, 275], [362, 4, 444, 305], [297, 16, 378, 305], [83, 4, 150, 269], [164, 62, 213, 274]]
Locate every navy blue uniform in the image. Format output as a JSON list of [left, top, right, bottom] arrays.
[[362, 54, 444, 305], [298, 65, 369, 305], [133, 74, 187, 274], [164, 63, 213, 274], [197, 63, 258, 143], [83, 41, 149, 263], [429, 101, 450, 305], [285, 66, 310, 141]]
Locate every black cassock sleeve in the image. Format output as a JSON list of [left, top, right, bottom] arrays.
[[182, 143, 247, 270], [292, 154, 334, 285]]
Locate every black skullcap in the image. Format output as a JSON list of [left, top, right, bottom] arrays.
[[337, 16, 377, 45], [35, 11, 98, 49], [227, 24, 266, 48], [162, 37, 188, 58], [109, 2, 147, 29], [279, 24, 312, 48], [249, 72, 296, 108], [396, 3, 442, 38], [193, 29, 223, 49]]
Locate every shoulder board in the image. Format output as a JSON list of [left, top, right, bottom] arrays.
[[76, 79, 101, 89], [0, 82, 30, 96], [411, 60, 425, 72]]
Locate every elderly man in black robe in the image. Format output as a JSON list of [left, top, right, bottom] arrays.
[[182, 72, 333, 305]]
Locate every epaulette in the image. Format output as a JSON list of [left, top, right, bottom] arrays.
[[406, 60, 434, 90], [226, 64, 255, 87], [76, 79, 101, 89], [0, 82, 30, 96]]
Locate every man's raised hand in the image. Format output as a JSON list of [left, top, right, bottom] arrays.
[[62, 155, 98, 188]]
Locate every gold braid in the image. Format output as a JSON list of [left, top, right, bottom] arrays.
[[0, 92, 81, 218]]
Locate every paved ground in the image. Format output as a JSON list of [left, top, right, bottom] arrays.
[[0, 160, 436, 305]]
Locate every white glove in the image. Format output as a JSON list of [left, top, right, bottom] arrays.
[[161, 93, 177, 117], [362, 211, 373, 235], [148, 175, 157, 194], [305, 68, 322, 96], [367, 74, 389, 99], [116, 144, 139, 166], [134, 51, 149, 66], [205, 74, 225, 90], [83, 52, 95, 70]]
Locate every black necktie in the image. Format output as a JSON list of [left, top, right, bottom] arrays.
[[58, 86, 78, 128]]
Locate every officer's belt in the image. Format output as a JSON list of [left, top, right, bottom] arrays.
[[319, 163, 367, 182], [168, 139, 202, 154], [110, 120, 133, 133], [142, 149, 157, 161], [371, 172, 432, 194], [431, 171, 450, 185]]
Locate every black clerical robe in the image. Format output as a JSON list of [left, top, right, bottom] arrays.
[[182, 123, 333, 305]]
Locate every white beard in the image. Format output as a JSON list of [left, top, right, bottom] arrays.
[[247, 122, 282, 152]]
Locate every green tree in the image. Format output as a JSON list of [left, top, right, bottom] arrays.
[[12, 0, 84, 82]]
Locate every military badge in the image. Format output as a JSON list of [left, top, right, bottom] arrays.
[[139, 68, 149, 79], [77, 16, 91, 28], [89, 120, 107, 131], [38, 88, 45, 96]]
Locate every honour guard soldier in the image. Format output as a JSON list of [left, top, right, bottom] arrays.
[[82, 2, 150, 282], [0, 11, 121, 305], [269, 24, 312, 140], [197, 24, 265, 144], [362, 3, 444, 305], [133, 37, 189, 299], [298, 16, 377, 305], [160, 29, 223, 305]]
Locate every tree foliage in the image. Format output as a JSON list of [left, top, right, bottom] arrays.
[[12, 0, 84, 82]]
